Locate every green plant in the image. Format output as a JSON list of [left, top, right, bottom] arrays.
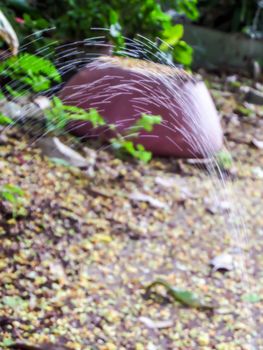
[[45, 97, 106, 132], [0, 184, 24, 203], [0, 48, 161, 163], [172, 0, 199, 21], [1, 338, 14, 348], [111, 139, 152, 163], [0, 113, 13, 125], [44, 96, 162, 162], [130, 113, 163, 133], [0, 53, 61, 97], [146, 278, 214, 309], [45, 99, 162, 163], [215, 150, 233, 170], [235, 104, 253, 117], [1, 0, 199, 66], [110, 114, 162, 163], [0, 184, 27, 217], [242, 293, 262, 303]]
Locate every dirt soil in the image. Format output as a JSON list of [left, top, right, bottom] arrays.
[[0, 73, 263, 350]]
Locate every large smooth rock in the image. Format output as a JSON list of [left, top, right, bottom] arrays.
[[59, 56, 223, 158]]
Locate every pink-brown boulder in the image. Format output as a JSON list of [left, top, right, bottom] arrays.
[[59, 56, 223, 158]]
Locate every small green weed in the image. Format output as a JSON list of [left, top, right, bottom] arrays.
[[111, 139, 152, 163], [0, 184, 27, 217], [110, 114, 162, 163], [215, 150, 233, 170], [45, 97, 106, 132], [146, 278, 214, 310], [0, 113, 13, 125], [130, 113, 162, 133]]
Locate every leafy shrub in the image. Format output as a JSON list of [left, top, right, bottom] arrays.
[[1, 0, 199, 66], [171, 0, 199, 21], [0, 53, 61, 97]]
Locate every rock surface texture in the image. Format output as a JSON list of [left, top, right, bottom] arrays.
[[60, 56, 223, 158]]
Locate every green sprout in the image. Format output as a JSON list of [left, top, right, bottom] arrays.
[[215, 150, 233, 170], [0, 184, 27, 217], [110, 139, 152, 163], [110, 113, 162, 163], [45, 96, 106, 132], [0, 113, 13, 125]]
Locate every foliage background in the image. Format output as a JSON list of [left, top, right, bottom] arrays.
[[0, 0, 199, 66]]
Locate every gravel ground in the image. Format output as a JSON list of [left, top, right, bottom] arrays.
[[0, 73, 263, 350]]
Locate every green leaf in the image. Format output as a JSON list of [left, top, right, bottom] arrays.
[[21, 74, 51, 92], [1, 184, 24, 196], [45, 98, 106, 132], [123, 140, 136, 155], [1, 338, 14, 347], [175, 0, 199, 21], [0, 113, 13, 125], [5, 85, 26, 98], [53, 96, 64, 108], [110, 113, 159, 162], [0, 184, 25, 205], [16, 206, 28, 217], [235, 104, 253, 117], [173, 40, 193, 66], [242, 293, 262, 303], [132, 114, 162, 133], [84, 108, 106, 127], [134, 144, 152, 163], [160, 24, 184, 51], [1, 191, 16, 203], [149, 4, 171, 24], [0, 90, 6, 99], [109, 9, 119, 24], [215, 151, 233, 170], [146, 279, 214, 310], [3, 296, 26, 309], [110, 138, 152, 163], [0, 184, 26, 218], [0, 53, 61, 96]]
